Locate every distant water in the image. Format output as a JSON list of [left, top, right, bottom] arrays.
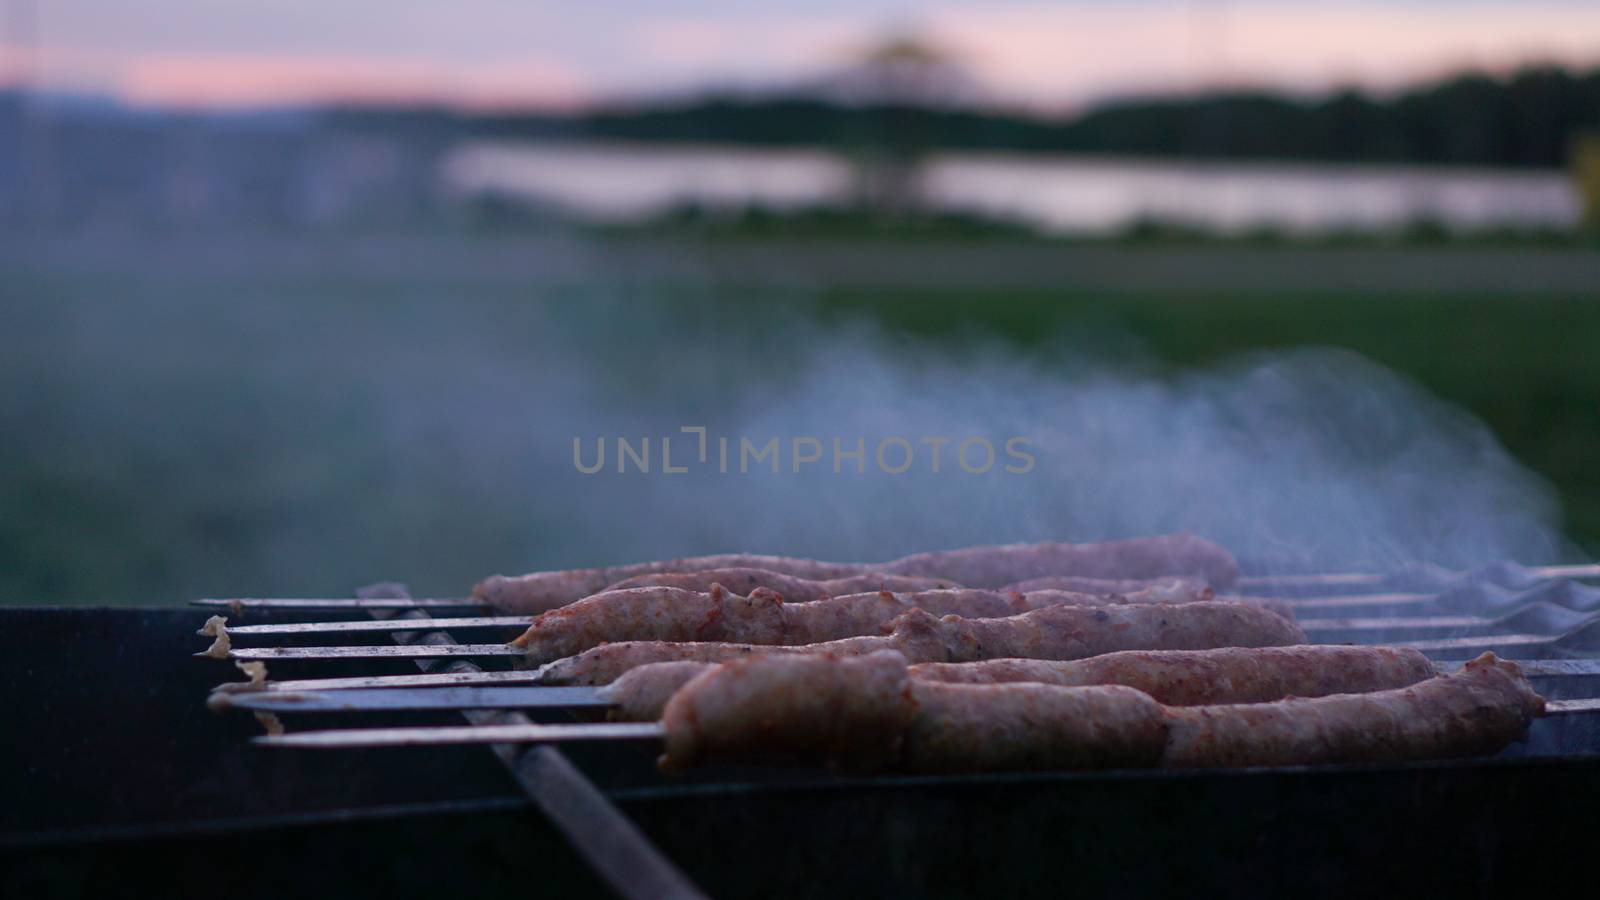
[[445, 140, 1583, 235]]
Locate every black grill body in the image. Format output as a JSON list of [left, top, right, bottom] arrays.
[[3, 606, 1598, 898]]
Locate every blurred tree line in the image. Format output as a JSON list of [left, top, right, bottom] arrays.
[[459, 64, 1600, 169]]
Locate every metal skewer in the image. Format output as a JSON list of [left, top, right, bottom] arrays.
[[201, 615, 1600, 663], [1237, 563, 1600, 591], [1399, 632, 1583, 656], [1299, 614, 1485, 633], [252, 697, 1600, 750], [215, 615, 532, 635], [1298, 600, 1595, 636], [233, 657, 1593, 691], [184, 589, 1520, 613], [206, 598, 1593, 656], [190, 586, 1600, 627], [210, 668, 548, 693], [206, 603, 1490, 638], [204, 643, 525, 661], [211, 603, 1417, 639], [202, 592, 1436, 615], [204, 603, 1454, 640], [194, 597, 478, 610], [209, 658, 1600, 715], [256, 721, 666, 749], [215, 686, 610, 713], [1490, 564, 1600, 580], [192, 556, 1600, 616], [216, 659, 1600, 716], [201, 592, 1442, 614], [193, 563, 1600, 622], [1259, 592, 1436, 610], [1237, 573, 1390, 590]]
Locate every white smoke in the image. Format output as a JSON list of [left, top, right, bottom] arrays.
[[522, 303, 1572, 580], [0, 231, 1578, 601]]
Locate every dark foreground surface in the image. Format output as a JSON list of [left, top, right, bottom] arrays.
[[4, 606, 1599, 898]]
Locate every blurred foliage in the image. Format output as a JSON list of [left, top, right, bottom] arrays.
[[601, 203, 1042, 242], [606, 203, 1600, 248], [1574, 133, 1600, 227], [462, 65, 1600, 168]]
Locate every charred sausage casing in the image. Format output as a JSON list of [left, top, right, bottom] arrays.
[[882, 533, 1237, 590], [475, 533, 1237, 614], [910, 645, 1437, 706], [603, 644, 1436, 722], [602, 569, 960, 602], [511, 581, 1222, 666], [510, 586, 786, 665], [1162, 651, 1545, 768], [535, 601, 1304, 685], [657, 651, 1543, 773], [659, 650, 916, 773], [657, 649, 1168, 774]]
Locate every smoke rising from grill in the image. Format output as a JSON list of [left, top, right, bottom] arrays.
[[0, 232, 1578, 601], [531, 301, 1573, 580]]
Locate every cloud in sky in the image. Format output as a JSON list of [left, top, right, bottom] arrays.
[[927, 2, 1600, 104], [5, 1, 1599, 108], [115, 55, 588, 109]]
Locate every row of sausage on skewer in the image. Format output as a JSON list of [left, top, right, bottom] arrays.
[[472, 533, 1240, 613], [215, 534, 1563, 772], [500, 558, 1544, 771]]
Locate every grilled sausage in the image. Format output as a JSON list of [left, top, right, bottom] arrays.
[[602, 644, 1436, 721], [603, 568, 961, 602], [911, 645, 1437, 705], [512, 581, 1222, 665], [881, 534, 1237, 590], [1162, 652, 1544, 768], [659, 650, 1170, 774], [475, 533, 1238, 614], [477, 553, 864, 615], [659, 650, 917, 773], [536, 601, 1304, 685], [657, 650, 1542, 773], [511, 586, 786, 665], [903, 681, 1168, 773]]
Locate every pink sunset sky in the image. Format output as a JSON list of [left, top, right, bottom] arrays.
[[2, 1, 1598, 110]]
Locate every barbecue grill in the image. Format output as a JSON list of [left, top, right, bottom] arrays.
[[6, 565, 1600, 899]]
